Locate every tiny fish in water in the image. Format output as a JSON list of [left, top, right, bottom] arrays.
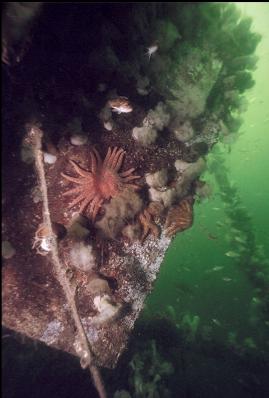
[[212, 266, 224, 272], [225, 251, 240, 258], [252, 297, 261, 305], [234, 236, 246, 244], [212, 318, 221, 327], [107, 97, 133, 114], [208, 233, 218, 240], [145, 42, 158, 60], [205, 266, 224, 273], [222, 277, 232, 282]]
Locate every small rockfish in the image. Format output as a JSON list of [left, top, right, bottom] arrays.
[[107, 96, 133, 114]]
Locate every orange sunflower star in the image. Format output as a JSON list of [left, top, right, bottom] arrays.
[[61, 147, 140, 221]]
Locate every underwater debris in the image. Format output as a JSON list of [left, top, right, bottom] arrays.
[[62, 147, 140, 220]]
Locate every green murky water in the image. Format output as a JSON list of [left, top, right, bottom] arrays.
[[136, 4, 269, 396]]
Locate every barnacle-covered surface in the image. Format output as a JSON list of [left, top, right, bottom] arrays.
[[2, 3, 260, 368]]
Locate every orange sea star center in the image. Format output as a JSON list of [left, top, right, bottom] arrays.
[[61, 147, 140, 220]]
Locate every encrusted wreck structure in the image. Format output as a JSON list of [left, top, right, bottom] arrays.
[[2, 3, 260, 394]]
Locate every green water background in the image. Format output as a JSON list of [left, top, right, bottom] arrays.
[[144, 2, 269, 349]]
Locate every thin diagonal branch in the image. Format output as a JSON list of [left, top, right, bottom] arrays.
[[29, 124, 107, 398]]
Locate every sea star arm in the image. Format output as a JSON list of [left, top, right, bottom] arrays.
[[112, 148, 125, 170], [69, 160, 92, 178], [61, 173, 85, 184], [62, 186, 86, 196], [89, 195, 103, 221], [67, 193, 89, 209], [90, 148, 102, 173], [103, 147, 112, 168]]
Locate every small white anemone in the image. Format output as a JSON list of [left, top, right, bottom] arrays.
[[174, 159, 192, 172], [68, 214, 90, 240], [145, 168, 168, 188], [172, 120, 194, 143], [132, 126, 158, 146], [43, 152, 57, 164], [70, 242, 96, 272], [103, 120, 114, 131], [92, 294, 122, 324], [149, 187, 177, 208], [70, 134, 88, 146]]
